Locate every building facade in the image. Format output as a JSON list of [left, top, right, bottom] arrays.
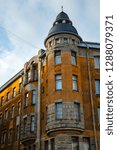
[[0, 11, 100, 150]]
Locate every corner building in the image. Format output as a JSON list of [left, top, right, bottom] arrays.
[[0, 11, 100, 150]]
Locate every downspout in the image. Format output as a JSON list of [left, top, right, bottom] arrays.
[[84, 42, 98, 150], [36, 54, 41, 150]]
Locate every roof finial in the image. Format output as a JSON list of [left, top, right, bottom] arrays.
[[61, 6, 63, 12]]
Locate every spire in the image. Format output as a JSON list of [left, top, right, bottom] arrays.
[[61, 6, 63, 12]]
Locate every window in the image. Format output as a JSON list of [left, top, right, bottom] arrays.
[[56, 102, 62, 119], [2, 132, 6, 144], [94, 56, 100, 69], [50, 138, 55, 150], [63, 38, 68, 43], [44, 140, 48, 150], [31, 115, 35, 132], [13, 87, 16, 97], [23, 117, 27, 134], [19, 82, 22, 93], [72, 75, 78, 91], [16, 125, 19, 140], [1, 96, 4, 106], [27, 70, 31, 82], [18, 102, 21, 115], [25, 93, 28, 107], [0, 113, 2, 124], [55, 51, 61, 64], [32, 90, 36, 104], [55, 38, 60, 44], [83, 138, 90, 150], [33, 67, 37, 81], [98, 107, 100, 125], [8, 129, 13, 143], [71, 51, 77, 65], [4, 109, 8, 120], [95, 80, 100, 95], [11, 106, 15, 118], [7, 92, 10, 100], [72, 137, 79, 150], [74, 103, 80, 121], [55, 74, 62, 90]]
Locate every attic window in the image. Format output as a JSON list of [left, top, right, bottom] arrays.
[[62, 20, 66, 23], [55, 22, 58, 24]]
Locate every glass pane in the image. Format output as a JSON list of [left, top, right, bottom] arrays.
[[94, 56, 100, 68], [56, 103, 62, 119], [95, 80, 100, 94]]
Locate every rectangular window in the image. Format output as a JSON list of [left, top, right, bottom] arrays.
[[50, 138, 55, 150], [71, 51, 77, 65], [83, 137, 90, 150], [55, 38, 60, 44], [25, 93, 28, 107], [74, 103, 80, 121], [31, 115, 35, 132], [44, 140, 48, 150], [0, 113, 2, 124], [27, 70, 31, 82], [13, 87, 16, 97], [23, 117, 27, 134], [56, 102, 62, 119], [1, 96, 4, 106], [72, 137, 79, 150], [18, 102, 21, 115], [63, 38, 68, 43], [55, 74, 62, 90], [72, 75, 78, 91], [32, 90, 36, 104], [4, 109, 8, 120], [16, 125, 19, 141], [94, 56, 100, 69], [7, 92, 10, 100], [33, 67, 37, 81], [95, 80, 100, 95], [98, 106, 100, 125], [11, 106, 15, 118], [55, 51, 61, 64], [19, 82, 22, 93]]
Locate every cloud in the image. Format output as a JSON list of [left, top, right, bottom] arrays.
[[0, 0, 99, 86]]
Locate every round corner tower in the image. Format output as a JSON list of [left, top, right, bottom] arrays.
[[40, 11, 99, 150]]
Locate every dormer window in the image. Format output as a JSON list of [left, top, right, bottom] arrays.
[[62, 20, 66, 23], [55, 22, 58, 24]]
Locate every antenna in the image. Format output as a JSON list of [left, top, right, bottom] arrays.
[[61, 6, 63, 12]]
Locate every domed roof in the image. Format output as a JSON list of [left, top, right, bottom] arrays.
[[45, 11, 82, 43], [56, 11, 70, 21]]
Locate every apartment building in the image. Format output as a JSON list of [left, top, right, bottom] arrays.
[[0, 11, 100, 150]]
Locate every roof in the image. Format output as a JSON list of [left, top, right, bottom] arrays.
[[78, 42, 100, 49], [0, 69, 24, 92], [45, 11, 82, 43]]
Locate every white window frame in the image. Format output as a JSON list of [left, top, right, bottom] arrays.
[[94, 56, 100, 69], [55, 74, 62, 90], [55, 102, 63, 119], [55, 51, 61, 64], [72, 75, 78, 91]]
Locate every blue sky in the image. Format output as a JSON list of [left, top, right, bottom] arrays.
[[0, 0, 99, 86]]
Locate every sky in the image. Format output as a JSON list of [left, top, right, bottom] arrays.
[[0, 0, 100, 86]]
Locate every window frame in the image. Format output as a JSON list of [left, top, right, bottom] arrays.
[[55, 102, 63, 119], [71, 51, 77, 65], [24, 92, 29, 107], [72, 75, 78, 91], [30, 115, 35, 132], [32, 90, 36, 105], [71, 136, 79, 150], [95, 80, 100, 95], [55, 74, 62, 90], [94, 56, 100, 69], [74, 102, 80, 121], [55, 51, 61, 64]]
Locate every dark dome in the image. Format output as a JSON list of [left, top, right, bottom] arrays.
[[56, 11, 70, 21], [45, 11, 82, 43]]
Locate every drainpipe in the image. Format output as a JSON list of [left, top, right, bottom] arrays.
[[36, 52, 42, 150], [84, 42, 98, 150]]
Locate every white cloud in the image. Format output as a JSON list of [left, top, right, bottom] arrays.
[[0, 0, 99, 86]]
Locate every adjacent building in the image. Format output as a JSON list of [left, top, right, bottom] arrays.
[[0, 11, 100, 150]]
